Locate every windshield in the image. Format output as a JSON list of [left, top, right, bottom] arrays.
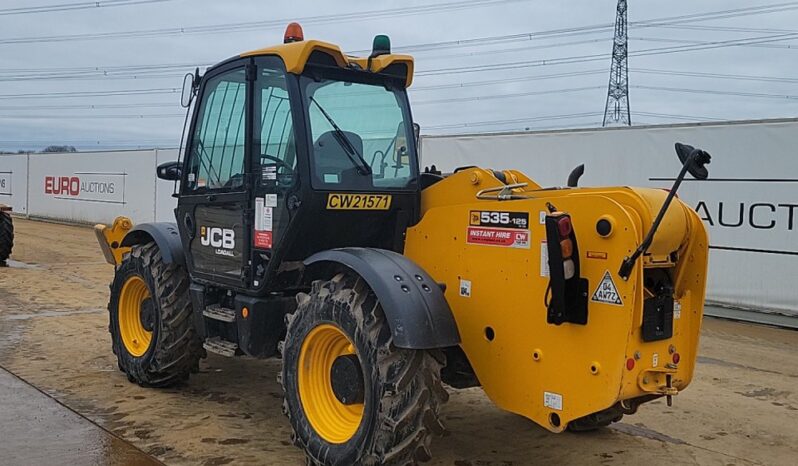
[[301, 74, 417, 191]]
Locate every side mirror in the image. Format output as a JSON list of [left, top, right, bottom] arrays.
[[180, 72, 195, 108], [675, 142, 711, 180], [157, 161, 182, 181]]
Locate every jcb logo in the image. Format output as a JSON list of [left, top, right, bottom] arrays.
[[200, 226, 235, 250]]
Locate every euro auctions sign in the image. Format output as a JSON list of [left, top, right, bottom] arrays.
[[43, 173, 126, 204]]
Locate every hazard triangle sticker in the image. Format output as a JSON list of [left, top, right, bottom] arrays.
[[591, 270, 623, 306]]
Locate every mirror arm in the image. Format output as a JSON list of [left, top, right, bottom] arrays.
[[618, 149, 707, 280]]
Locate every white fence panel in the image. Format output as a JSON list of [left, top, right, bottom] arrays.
[[422, 119, 798, 315], [0, 154, 29, 214], [27, 150, 157, 225]]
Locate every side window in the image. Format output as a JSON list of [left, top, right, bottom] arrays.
[[186, 69, 247, 191], [257, 66, 295, 187]]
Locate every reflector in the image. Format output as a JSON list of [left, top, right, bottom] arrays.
[[557, 216, 572, 237]]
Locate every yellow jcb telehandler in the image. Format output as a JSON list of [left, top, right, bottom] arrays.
[[96, 23, 711, 465]]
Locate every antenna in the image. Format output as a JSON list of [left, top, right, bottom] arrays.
[[603, 0, 631, 127]]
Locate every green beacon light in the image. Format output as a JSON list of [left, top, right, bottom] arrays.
[[371, 34, 391, 57]]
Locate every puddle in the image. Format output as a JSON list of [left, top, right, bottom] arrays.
[[2, 308, 104, 321], [0, 367, 162, 466], [610, 422, 686, 445]]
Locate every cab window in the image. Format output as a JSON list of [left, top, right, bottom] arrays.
[[256, 64, 296, 188], [185, 68, 247, 192], [301, 75, 416, 191]]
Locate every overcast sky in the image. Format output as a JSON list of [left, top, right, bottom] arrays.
[[0, 0, 797, 152]]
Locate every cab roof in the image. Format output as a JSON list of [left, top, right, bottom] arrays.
[[239, 39, 415, 88]]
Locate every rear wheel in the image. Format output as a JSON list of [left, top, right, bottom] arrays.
[[280, 273, 447, 465], [0, 211, 13, 263], [108, 242, 202, 387]]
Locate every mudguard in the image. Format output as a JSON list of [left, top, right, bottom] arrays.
[[121, 222, 185, 266], [304, 247, 461, 350]]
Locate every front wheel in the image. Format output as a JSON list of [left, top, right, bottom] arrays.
[[280, 273, 448, 465], [108, 242, 202, 387]]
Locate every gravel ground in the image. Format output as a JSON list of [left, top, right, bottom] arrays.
[[1, 218, 796, 466]]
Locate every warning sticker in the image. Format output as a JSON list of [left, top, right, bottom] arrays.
[[254, 231, 273, 249], [459, 279, 472, 297], [544, 391, 563, 411], [254, 199, 273, 232], [540, 241, 549, 277], [467, 227, 530, 249], [591, 270, 623, 305]]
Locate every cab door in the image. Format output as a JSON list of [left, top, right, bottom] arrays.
[[177, 62, 252, 289], [248, 57, 302, 290]]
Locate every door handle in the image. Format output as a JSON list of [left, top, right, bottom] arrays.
[[206, 194, 217, 202]]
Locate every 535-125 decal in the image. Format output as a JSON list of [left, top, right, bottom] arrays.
[[467, 211, 531, 249]]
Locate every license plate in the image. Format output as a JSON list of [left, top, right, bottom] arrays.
[[326, 193, 392, 210]]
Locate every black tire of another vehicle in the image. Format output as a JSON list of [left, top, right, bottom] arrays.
[[0, 211, 13, 263]]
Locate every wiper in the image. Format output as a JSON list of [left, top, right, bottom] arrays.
[[310, 96, 372, 175]]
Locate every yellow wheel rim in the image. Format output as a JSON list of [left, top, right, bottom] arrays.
[[118, 275, 153, 357], [298, 324, 364, 444]]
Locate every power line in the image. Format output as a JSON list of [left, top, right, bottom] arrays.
[[413, 86, 603, 106], [632, 35, 798, 50], [633, 85, 798, 100], [0, 0, 528, 45], [2, 1, 797, 81], [425, 112, 604, 131], [416, 30, 798, 76], [633, 68, 798, 84], [0, 0, 173, 16], [0, 88, 178, 100], [0, 113, 183, 119], [0, 102, 176, 111], [633, 111, 720, 122]]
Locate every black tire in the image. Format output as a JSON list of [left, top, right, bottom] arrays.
[[567, 410, 623, 432], [0, 211, 12, 263], [280, 273, 448, 466], [109, 241, 202, 387]]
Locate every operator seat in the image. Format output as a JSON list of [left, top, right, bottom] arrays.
[[313, 131, 373, 190]]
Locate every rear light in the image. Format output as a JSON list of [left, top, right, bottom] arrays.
[[544, 211, 587, 325], [560, 239, 573, 258], [563, 259, 575, 280], [672, 352, 681, 364], [557, 216, 572, 237]]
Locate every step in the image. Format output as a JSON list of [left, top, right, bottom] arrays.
[[202, 305, 236, 323], [203, 337, 238, 357]]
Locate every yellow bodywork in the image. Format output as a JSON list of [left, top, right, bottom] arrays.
[[404, 168, 709, 432], [241, 39, 415, 87], [95, 216, 133, 266]]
